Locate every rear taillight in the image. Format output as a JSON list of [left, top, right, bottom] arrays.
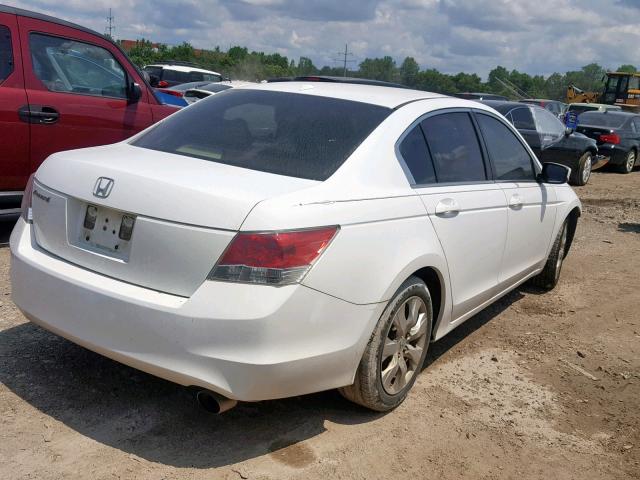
[[159, 89, 184, 98], [209, 226, 339, 285], [157, 80, 169, 88], [599, 133, 620, 144], [20, 174, 35, 223]]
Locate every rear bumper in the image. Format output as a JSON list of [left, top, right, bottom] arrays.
[[10, 219, 381, 401], [598, 144, 627, 165]]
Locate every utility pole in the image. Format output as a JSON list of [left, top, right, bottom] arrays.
[[105, 8, 115, 38], [334, 44, 355, 77]]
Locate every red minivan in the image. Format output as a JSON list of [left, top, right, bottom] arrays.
[[0, 5, 177, 215]]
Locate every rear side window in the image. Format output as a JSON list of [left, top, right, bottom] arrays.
[[0, 25, 13, 82], [29, 33, 126, 98], [420, 112, 487, 183], [509, 107, 536, 130], [476, 114, 535, 181], [132, 89, 391, 181], [398, 126, 436, 185]]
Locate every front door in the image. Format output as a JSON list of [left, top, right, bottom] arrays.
[[416, 111, 508, 320], [474, 111, 557, 284], [0, 13, 29, 192], [17, 16, 154, 172]]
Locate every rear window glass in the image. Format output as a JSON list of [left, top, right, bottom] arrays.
[[568, 105, 597, 115], [202, 83, 233, 92], [162, 69, 191, 83], [132, 89, 391, 181], [578, 112, 628, 128]]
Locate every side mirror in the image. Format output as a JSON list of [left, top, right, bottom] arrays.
[[538, 162, 570, 184], [564, 127, 574, 136], [128, 83, 142, 103]]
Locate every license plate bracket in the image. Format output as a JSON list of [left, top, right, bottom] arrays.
[[77, 204, 135, 259]]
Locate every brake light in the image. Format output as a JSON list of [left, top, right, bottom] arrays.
[[209, 226, 339, 285], [599, 133, 620, 144], [20, 174, 35, 223], [157, 80, 169, 88]]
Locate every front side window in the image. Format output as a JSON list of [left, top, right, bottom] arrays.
[[0, 25, 13, 83], [132, 89, 391, 181], [30, 33, 126, 98], [420, 112, 487, 183], [202, 73, 221, 82], [398, 125, 436, 185], [476, 114, 535, 181]]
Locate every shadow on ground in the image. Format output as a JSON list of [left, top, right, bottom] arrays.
[[0, 286, 526, 469], [619, 222, 640, 234], [0, 216, 16, 246]]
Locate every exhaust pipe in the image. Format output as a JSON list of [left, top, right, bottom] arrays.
[[196, 389, 237, 414]]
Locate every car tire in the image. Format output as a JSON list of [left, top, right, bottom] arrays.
[[339, 276, 432, 412], [571, 152, 592, 186], [619, 149, 636, 174], [531, 220, 568, 290]]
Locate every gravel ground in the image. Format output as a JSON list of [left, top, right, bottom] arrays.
[[0, 169, 639, 480]]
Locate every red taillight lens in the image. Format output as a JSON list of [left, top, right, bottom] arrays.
[[209, 226, 339, 285], [599, 133, 620, 144], [157, 80, 169, 88], [20, 174, 35, 223]]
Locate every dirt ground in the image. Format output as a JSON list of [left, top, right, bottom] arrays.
[[0, 169, 639, 480]]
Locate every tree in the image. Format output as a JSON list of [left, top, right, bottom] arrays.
[[616, 64, 637, 73], [399, 57, 420, 87], [296, 57, 318, 75], [359, 56, 396, 81]]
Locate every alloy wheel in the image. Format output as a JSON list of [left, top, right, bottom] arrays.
[[380, 296, 428, 395], [627, 151, 636, 172], [582, 155, 592, 184]]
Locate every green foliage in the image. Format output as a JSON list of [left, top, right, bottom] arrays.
[[616, 64, 637, 73], [122, 40, 621, 101]]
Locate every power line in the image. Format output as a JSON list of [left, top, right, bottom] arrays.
[[105, 8, 115, 38], [333, 44, 355, 77]]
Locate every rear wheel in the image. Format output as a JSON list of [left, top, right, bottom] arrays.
[[339, 276, 432, 411], [531, 220, 568, 290], [571, 152, 592, 186], [619, 150, 636, 174]]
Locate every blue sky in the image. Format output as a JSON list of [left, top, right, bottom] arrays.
[[7, 0, 640, 78]]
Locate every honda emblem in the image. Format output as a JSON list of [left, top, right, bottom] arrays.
[[93, 177, 114, 198]]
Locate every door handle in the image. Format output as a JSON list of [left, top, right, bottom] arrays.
[[435, 198, 460, 217], [18, 105, 60, 124], [509, 194, 523, 210]]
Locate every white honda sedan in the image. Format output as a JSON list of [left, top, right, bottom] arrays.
[[10, 80, 581, 413]]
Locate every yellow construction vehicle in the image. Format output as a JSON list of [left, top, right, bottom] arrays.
[[602, 71, 640, 112], [565, 72, 640, 112], [566, 84, 599, 103]]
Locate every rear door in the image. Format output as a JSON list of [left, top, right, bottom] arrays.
[[0, 12, 29, 193], [475, 111, 557, 284], [17, 15, 155, 172], [405, 111, 508, 321]]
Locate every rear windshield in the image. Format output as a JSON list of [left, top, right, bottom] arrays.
[[568, 105, 597, 114], [132, 89, 391, 180], [579, 112, 629, 128], [202, 83, 233, 92]]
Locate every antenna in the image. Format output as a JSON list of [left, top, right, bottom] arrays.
[[334, 44, 355, 77], [105, 8, 115, 38]]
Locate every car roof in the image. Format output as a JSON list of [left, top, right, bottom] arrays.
[[579, 110, 638, 118], [520, 98, 561, 103], [568, 103, 618, 108], [236, 81, 446, 109], [147, 64, 221, 75], [480, 100, 538, 112], [0, 4, 103, 37]]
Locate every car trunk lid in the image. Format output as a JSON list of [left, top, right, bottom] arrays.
[[31, 143, 317, 296]]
